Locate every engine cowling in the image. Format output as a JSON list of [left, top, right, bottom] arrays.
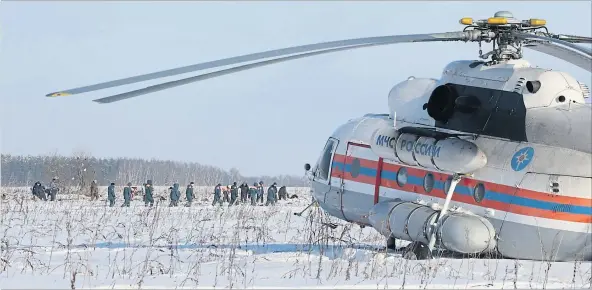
[[370, 128, 487, 174]]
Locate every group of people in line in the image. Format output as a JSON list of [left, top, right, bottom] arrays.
[[31, 178, 295, 207], [105, 180, 294, 207], [212, 181, 291, 206]]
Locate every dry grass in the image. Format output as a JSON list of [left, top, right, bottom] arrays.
[[0, 186, 590, 289]]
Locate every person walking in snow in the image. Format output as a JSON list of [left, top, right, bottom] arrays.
[[144, 180, 154, 207], [249, 182, 259, 206], [229, 182, 238, 206], [212, 183, 223, 206], [239, 182, 248, 203], [90, 180, 99, 201], [256, 181, 265, 204], [266, 182, 278, 206], [107, 182, 116, 207], [278, 185, 288, 201], [48, 177, 59, 201], [169, 183, 181, 207], [185, 182, 195, 207], [122, 182, 132, 207]]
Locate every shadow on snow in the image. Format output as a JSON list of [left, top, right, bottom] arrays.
[[9, 242, 509, 260]]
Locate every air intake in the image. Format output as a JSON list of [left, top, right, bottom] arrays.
[[578, 82, 590, 99], [514, 77, 526, 93]]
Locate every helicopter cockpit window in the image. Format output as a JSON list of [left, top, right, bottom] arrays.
[[316, 139, 336, 181]]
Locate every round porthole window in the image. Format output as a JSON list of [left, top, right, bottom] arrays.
[[397, 167, 408, 187], [350, 158, 361, 178], [424, 173, 435, 193], [444, 176, 453, 194], [473, 183, 486, 203]]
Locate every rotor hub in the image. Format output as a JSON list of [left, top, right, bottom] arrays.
[[458, 11, 551, 64], [493, 11, 514, 18]]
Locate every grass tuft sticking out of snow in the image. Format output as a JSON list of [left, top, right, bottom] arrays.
[[0, 186, 590, 289]]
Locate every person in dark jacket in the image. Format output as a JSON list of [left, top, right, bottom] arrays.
[[48, 177, 59, 201], [185, 182, 195, 207], [144, 180, 154, 207], [239, 182, 248, 203], [212, 183, 222, 206], [249, 182, 259, 206], [31, 182, 38, 199], [107, 182, 116, 207], [278, 185, 288, 200], [90, 180, 99, 201], [169, 183, 180, 207], [265, 182, 278, 206], [32, 181, 47, 201], [122, 182, 132, 207], [38, 182, 47, 201], [229, 182, 238, 206]]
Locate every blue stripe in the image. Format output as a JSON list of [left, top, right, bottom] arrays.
[[333, 162, 377, 177], [332, 161, 592, 215]]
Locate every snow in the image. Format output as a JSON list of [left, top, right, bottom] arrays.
[[0, 186, 590, 289]]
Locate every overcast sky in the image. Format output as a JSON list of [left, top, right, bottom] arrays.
[[1, 1, 590, 176]]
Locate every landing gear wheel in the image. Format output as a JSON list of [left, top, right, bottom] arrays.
[[386, 237, 397, 251], [403, 242, 432, 260]]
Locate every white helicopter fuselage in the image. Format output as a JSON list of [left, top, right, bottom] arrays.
[[309, 59, 592, 261]]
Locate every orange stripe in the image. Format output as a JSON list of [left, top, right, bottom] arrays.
[[337, 153, 591, 208], [336, 171, 591, 223], [332, 168, 376, 185]]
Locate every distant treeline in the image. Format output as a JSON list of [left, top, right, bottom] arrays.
[[1, 154, 308, 187]]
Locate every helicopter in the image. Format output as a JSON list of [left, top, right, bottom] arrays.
[[46, 11, 591, 262]]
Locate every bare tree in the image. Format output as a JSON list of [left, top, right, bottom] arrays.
[[1, 153, 307, 187]]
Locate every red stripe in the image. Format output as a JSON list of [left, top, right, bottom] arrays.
[[332, 168, 376, 185], [333, 170, 591, 223], [374, 158, 383, 204], [336, 153, 591, 207]]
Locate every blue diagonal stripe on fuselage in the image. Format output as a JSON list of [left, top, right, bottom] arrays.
[[331, 161, 592, 216]]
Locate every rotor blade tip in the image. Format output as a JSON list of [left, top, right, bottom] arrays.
[[92, 99, 109, 104], [46, 92, 72, 97]]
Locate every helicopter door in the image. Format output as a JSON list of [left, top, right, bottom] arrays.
[[340, 142, 380, 223]]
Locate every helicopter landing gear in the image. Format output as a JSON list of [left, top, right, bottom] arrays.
[[403, 242, 432, 260], [293, 200, 338, 229], [427, 173, 464, 252], [386, 236, 397, 251], [322, 222, 339, 229], [293, 201, 317, 216]]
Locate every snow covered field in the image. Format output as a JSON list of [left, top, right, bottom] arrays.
[[0, 186, 590, 289]]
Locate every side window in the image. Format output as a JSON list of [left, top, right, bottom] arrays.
[[316, 139, 336, 181]]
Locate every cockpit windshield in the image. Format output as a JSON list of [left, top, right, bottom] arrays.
[[315, 138, 337, 181]]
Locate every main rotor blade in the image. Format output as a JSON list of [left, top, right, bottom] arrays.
[[515, 32, 592, 72], [93, 42, 417, 103], [47, 31, 473, 97], [543, 33, 592, 44]]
